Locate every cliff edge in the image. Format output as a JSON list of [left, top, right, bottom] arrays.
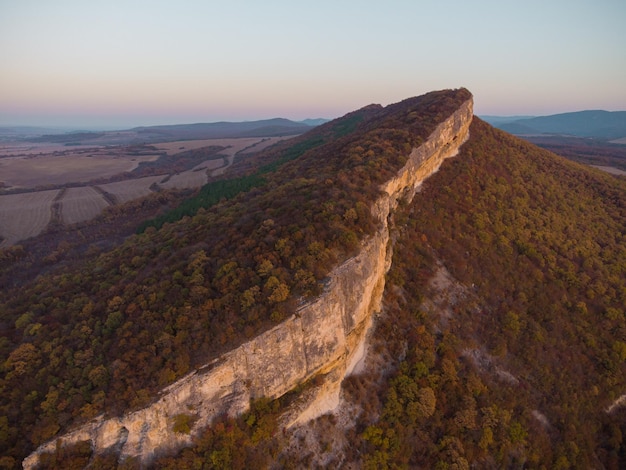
[[24, 96, 473, 469]]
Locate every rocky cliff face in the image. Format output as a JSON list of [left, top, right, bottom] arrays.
[[24, 98, 473, 469]]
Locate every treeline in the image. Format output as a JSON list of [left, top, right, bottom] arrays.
[[135, 125, 375, 234], [137, 136, 326, 232], [130, 145, 226, 176], [136, 173, 267, 232]]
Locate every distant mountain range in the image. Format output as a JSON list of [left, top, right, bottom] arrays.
[[0, 118, 331, 145], [0, 126, 71, 138], [130, 118, 324, 140], [482, 110, 626, 140]]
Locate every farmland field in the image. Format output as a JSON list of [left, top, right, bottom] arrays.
[[0, 136, 298, 245], [60, 186, 110, 225], [153, 139, 230, 156], [157, 137, 281, 179], [237, 136, 292, 154], [0, 151, 160, 189], [159, 169, 208, 190], [0, 142, 100, 157], [98, 175, 166, 203], [0, 189, 59, 246], [153, 137, 275, 156]]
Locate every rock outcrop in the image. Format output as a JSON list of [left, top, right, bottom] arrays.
[[24, 97, 473, 469]]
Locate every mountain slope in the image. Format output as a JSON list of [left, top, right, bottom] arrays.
[[151, 118, 626, 469], [277, 118, 626, 468], [0, 88, 472, 468], [361, 118, 626, 468], [4, 95, 626, 469]]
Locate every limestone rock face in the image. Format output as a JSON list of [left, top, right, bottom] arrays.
[[23, 97, 473, 469]]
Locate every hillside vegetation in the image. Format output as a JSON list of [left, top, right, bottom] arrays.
[[0, 89, 471, 467], [342, 118, 626, 468], [135, 118, 626, 469], [5, 95, 625, 469]]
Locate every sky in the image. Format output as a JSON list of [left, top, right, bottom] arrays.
[[1, 0, 625, 129]]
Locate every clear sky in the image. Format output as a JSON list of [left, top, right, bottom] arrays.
[[1, 0, 625, 128]]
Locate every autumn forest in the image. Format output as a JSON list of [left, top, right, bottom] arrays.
[[1, 88, 626, 469]]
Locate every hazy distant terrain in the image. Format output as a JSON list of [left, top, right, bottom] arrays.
[[479, 115, 535, 126], [0, 118, 315, 246], [517, 134, 626, 173], [3, 90, 625, 469], [0, 135, 291, 246], [0, 118, 321, 147], [484, 110, 626, 140], [0, 126, 72, 139], [482, 111, 626, 172]]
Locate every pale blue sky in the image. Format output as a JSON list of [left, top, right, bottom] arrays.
[[1, 0, 625, 128]]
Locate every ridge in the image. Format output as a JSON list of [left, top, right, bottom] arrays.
[[23, 94, 473, 468]]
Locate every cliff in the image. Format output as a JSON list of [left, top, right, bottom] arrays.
[[24, 97, 473, 469]]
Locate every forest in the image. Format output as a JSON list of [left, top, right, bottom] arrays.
[[342, 119, 626, 468], [3, 92, 625, 468], [142, 118, 626, 469], [0, 89, 471, 468]]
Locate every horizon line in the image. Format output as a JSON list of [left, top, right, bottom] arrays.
[[2, 108, 625, 133]]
